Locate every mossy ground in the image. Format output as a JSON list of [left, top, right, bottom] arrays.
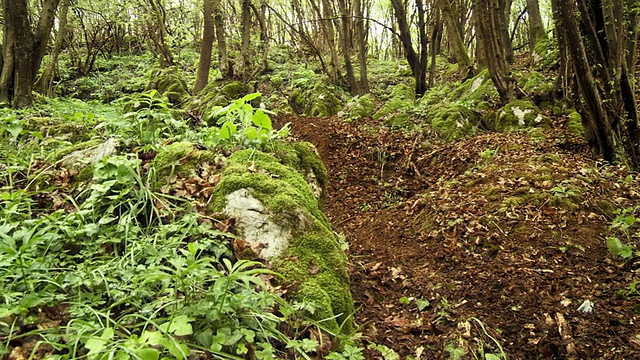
[[289, 82, 345, 117], [147, 66, 190, 105]]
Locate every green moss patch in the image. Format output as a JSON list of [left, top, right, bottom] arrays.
[[429, 101, 478, 140], [147, 67, 190, 105], [152, 141, 225, 180], [490, 99, 551, 132], [289, 82, 345, 117], [339, 94, 376, 121], [518, 71, 554, 94]]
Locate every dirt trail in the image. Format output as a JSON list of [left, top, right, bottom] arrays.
[[276, 114, 640, 359]]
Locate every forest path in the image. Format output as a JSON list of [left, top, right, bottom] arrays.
[[274, 114, 639, 359]]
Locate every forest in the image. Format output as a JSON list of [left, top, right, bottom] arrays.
[[1, 0, 640, 359]]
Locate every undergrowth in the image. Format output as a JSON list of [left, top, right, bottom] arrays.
[[0, 93, 361, 359]]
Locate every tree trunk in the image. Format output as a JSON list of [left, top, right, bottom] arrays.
[[36, 0, 70, 97], [354, 0, 370, 93], [475, 0, 516, 104], [437, 0, 473, 75], [336, 0, 359, 94], [145, 0, 174, 68], [212, 0, 228, 76], [526, 0, 546, 56], [390, 0, 427, 96], [429, 6, 442, 88], [240, 0, 252, 82], [552, 0, 640, 168], [194, 0, 214, 93], [1, 0, 60, 108]]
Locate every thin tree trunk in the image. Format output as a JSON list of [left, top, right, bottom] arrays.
[[390, 0, 427, 95], [336, 0, 359, 93], [36, 0, 69, 96], [438, 0, 473, 75], [354, 0, 369, 93], [194, 0, 214, 93], [429, 6, 442, 88], [212, 0, 228, 77], [526, 0, 546, 57], [475, 0, 516, 104], [240, 0, 251, 81]]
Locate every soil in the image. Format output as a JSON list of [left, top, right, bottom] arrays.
[[274, 114, 640, 359]]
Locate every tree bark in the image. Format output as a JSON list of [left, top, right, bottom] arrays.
[[1, 0, 60, 107], [390, 0, 428, 95], [475, 0, 516, 104], [552, 0, 640, 167], [526, 0, 546, 56], [240, 0, 252, 82], [194, 0, 214, 93], [354, 0, 370, 93], [36, 0, 70, 97], [437, 0, 473, 75], [336, 0, 359, 94], [212, 0, 228, 76]]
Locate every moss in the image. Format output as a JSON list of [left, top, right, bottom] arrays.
[[24, 117, 92, 143], [267, 140, 328, 191], [519, 71, 554, 94], [449, 69, 499, 103], [383, 112, 411, 128], [289, 82, 345, 117], [148, 67, 190, 105], [211, 149, 353, 332], [567, 109, 584, 135], [47, 139, 103, 163], [340, 94, 376, 121], [220, 81, 245, 99], [429, 102, 478, 140], [493, 99, 551, 132], [152, 141, 223, 179], [373, 97, 410, 120], [389, 83, 415, 101], [276, 229, 352, 331]]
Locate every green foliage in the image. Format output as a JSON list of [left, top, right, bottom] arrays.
[[59, 54, 155, 102], [0, 151, 359, 359], [102, 90, 189, 150], [201, 93, 290, 149], [607, 206, 640, 259]]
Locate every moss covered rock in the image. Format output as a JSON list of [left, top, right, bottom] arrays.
[[429, 101, 478, 140], [449, 69, 499, 103], [519, 71, 554, 94], [210, 147, 353, 332], [151, 141, 225, 179], [491, 99, 551, 132], [147, 67, 190, 105], [188, 80, 252, 124], [372, 84, 415, 126], [339, 94, 376, 121], [289, 82, 345, 117]]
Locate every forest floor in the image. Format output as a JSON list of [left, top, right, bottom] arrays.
[[274, 115, 640, 359]]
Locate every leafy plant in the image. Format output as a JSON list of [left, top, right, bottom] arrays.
[[202, 92, 290, 149], [607, 206, 640, 259], [99, 90, 189, 150]]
